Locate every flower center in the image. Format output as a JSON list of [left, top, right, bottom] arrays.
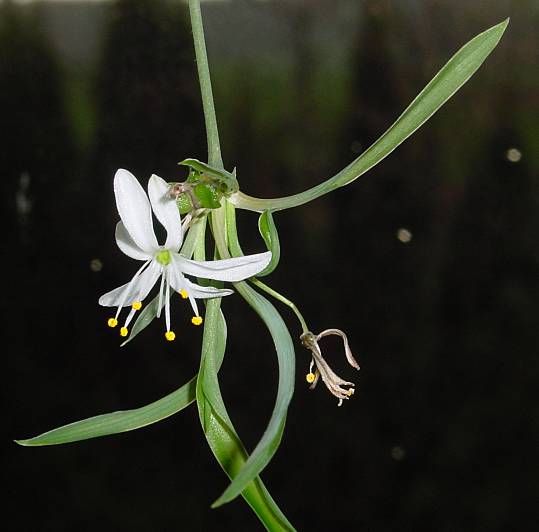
[[155, 249, 171, 265]]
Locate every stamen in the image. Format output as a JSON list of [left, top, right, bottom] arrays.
[[120, 327, 128, 337], [165, 270, 171, 334], [306, 373, 316, 384], [123, 307, 138, 330], [165, 331, 176, 341], [132, 301, 142, 310], [156, 268, 166, 318], [191, 316, 203, 326], [179, 289, 188, 299], [107, 318, 118, 328], [187, 292, 200, 318], [114, 259, 152, 320], [307, 360, 320, 388]]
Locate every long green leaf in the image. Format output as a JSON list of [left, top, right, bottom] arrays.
[[206, 203, 296, 508], [198, 299, 296, 531], [257, 210, 281, 276], [232, 19, 509, 212], [15, 377, 197, 446], [211, 283, 295, 508]]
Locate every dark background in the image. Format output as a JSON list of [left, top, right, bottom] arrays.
[[3, 0, 538, 530]]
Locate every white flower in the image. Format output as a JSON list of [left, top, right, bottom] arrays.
[[99, 169, 271, 341]]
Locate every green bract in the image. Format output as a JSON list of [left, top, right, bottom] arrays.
[[17, 3, 509, 531], [193, 182, 221, 209]]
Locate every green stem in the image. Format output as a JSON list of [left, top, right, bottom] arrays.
[[188, 0, 223, 168], [221, 201, 306, 333], [250, 279, 309, 335], [180, 215, 206, 258]]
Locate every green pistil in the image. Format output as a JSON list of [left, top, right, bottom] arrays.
[[156, 249, 171, 265]]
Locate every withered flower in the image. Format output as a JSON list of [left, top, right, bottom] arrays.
[[300, 329, 360, 406]]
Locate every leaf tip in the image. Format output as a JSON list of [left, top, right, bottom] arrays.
[[210, 497, 225, 509], [499, 17, 510, 31], [489, 17, 509, 38], [211, 484, 240, 508]]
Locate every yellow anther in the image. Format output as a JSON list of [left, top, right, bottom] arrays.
[[132, 301, 142, 311], [165, 331, 176, 341], [120, 327, 128, 337], [346, 388, 355, 397], [306, 373, 316, 384], [179, 289, 188, 300], [191, 316, 203, 326], [107, 318, 118, 328]]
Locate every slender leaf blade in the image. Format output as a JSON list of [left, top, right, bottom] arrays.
[[232, 19, 509, 212], [331, 18, 510, 188], [197, 300, 296, 531], [212, 282, 295, 507], [15, 377, 197, 446], [257, 210, 281, 276]]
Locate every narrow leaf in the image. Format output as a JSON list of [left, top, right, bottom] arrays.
[[212, 282, 295, 507], [197, 300, 296, 531], [15, 377, 197, 446], [257, 210, 281, 276], [232, 19, 509, 212]]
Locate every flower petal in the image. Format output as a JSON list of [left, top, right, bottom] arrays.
[[167, 261, 233, 298], [148, 174, 183, 252], [99, 261, 161, 307], [317, 328, 360, 370], [184, 279, 234, 299], [175, 251, 271, 282], [115, 222, 151, 261], [114, 169, 158, 253], [167, 261, 187, 291]]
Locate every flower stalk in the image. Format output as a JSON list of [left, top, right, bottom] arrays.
[[250, 278, 309, 335], [188, 0, 222, 169]]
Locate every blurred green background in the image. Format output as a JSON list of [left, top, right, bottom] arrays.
[[3, 0, 538, 530]]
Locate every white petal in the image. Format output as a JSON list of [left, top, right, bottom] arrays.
[[134, 261, 163, 302], [184, 278, 234, 299], [114, 169, 159, 253], [115, 222, 151, 261], [167, 262, 187, 293], [148, 174, 183, 252], [175, 251, 271, 282], [99, 261, 161, 307]]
